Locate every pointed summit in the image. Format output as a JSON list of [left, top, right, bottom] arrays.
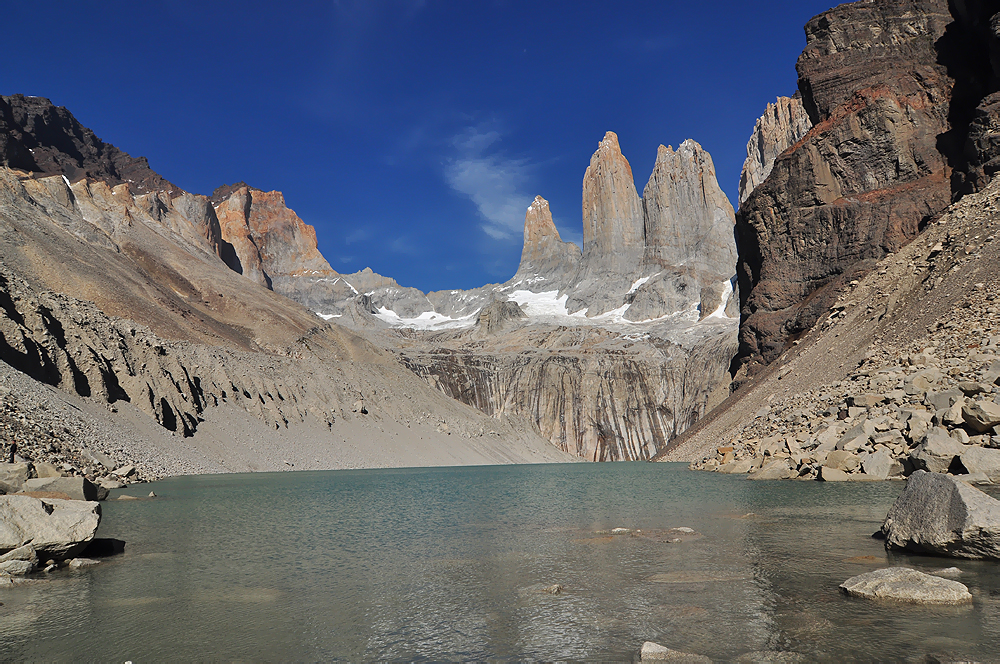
[[514, 196, 580, 285], [581, 131, 644, 274], [642, 139, 736, 278]]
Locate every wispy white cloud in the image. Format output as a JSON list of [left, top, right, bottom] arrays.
[[344, 228, 370, 244], [444, 126, 533, 241]]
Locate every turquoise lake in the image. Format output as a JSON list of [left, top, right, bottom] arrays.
[[1, 462, 999, 662]]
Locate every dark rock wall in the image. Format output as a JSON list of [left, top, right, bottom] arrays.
[[0, 95, 178, 195], [733, 0, 1000, 375]]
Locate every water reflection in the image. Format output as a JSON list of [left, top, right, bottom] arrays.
[[0, 464, 997, 662]]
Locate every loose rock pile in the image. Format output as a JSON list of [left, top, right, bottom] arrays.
[[0, 367, 155, 487], [691, 285, 1000, 482]]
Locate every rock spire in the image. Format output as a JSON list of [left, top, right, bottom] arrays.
[[738, 95, 812, 205]]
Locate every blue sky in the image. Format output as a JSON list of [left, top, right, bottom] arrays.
[[7, 0, 835, 292]]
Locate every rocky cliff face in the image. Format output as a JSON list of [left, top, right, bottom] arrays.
[[512, 196, 581, 288], [580, 131, 645, 274], [0, 95, 178, 195], [212, 184, 336, 290], [642, 139, 737, 277], [734, 0, 958, 372], [398, 316, 737, 461], [738, 96, 812, 205]]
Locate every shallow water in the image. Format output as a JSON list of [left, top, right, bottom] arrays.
[[1, 463, 999, 662]]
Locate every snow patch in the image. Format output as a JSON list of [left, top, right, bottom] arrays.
[[373, 307, 478, 330], [317, 313, 342, 320], [703, 278, 735, 320], [508, 290, 570, 317]]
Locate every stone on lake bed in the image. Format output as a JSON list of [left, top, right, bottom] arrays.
[[931, 567, 963, 579], [68, 558, 100, 569], [640, 641, 711, 663], [648, 570, 749, 584], [882, 471, 1000, 559], [840, 567, 972, 604]]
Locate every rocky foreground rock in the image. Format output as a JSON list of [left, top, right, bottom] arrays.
[[840, 567, 973, 604], [0, 495, 100, 559], [882, 471, 1000, 559]]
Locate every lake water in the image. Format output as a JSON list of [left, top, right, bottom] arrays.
[[1, 462, 999, 662]]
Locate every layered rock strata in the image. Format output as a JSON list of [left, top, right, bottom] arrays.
[[735, 0, 956, 372], [738, 95, 812, 205]]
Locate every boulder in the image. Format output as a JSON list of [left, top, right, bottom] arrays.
[[0, 559, 33, 576], [909, 428, 966, 474], [963, 400, 1000, 433], [861, 447, 894, 480], [840, 567, 972, 604], [67, 558, 100, 569], [825, 450, 860, 472], [747, 460, 794, 480], [0, 495, 101, 559], [958, 446, 1000, 483], [33, 462, 63, 479], [881, 471, 1000, 559], [925, 389, 964, 411], [0, 544, 37, 566], [717, 459, 755, 474], [0, 462, 31, 492], [22, 477, 106, 501], [819, 466, 850, 482], [640, 641, 712, 663]]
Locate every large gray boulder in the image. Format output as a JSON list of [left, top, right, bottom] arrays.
[[840, 567, 972, 604], [962, 400, 1000, 433], [909, 427, 966, 474], [861, 447, 894, 479], [22, 476, 107, 501], [959, 446, 1000, 483], [0, 462, 32, 493], [0, 495, 101, 559], [881, 470, 1000, 559]]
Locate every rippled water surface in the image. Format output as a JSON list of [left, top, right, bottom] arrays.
[[2, 463, 999, 662]]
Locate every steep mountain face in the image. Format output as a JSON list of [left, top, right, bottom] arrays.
[[579, 131, 646, 276], [738, 96, 812, 205], [511, 196, 581, 289], [734, 0, 960, 373], [0, 95, 178, 195], [642, 141, 737, 279], [211, 183, 336, 289]]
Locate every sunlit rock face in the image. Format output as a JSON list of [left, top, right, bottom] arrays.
[[738, 95, 812, 206]]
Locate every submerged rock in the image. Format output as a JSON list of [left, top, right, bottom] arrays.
[[840, 567, 972, 604], [881, 471, 1000, 559], [640, 641, 712, 663]]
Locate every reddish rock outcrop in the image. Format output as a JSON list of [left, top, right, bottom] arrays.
[[212, 184, 335, 289], [735, 0, 956, 371], [512, 196, 581, 286]]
